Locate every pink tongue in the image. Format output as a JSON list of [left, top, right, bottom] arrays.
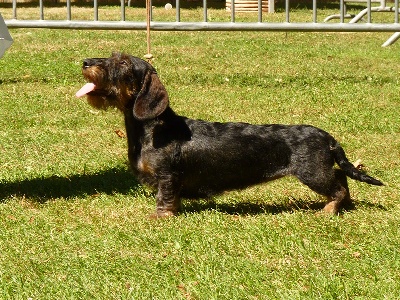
[[76, 83, 96, 98]]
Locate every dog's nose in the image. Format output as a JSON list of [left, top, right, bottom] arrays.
[[83, 58, 105, 69], [83, 59, 93, 69]]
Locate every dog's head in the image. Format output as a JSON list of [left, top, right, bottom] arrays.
[[77, 52, 169, 120]]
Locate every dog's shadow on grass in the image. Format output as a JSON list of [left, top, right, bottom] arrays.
[[183, 198, 327, 215], [182, 195, 387, 215], [0, 169, 387, 215], [0, 167, 139, 203]]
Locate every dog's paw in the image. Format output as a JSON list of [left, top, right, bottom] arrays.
[[322, 202, 340, 215]]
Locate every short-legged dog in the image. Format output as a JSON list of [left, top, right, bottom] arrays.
[[77, 52, 383, 217]]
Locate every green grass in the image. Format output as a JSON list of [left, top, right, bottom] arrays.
[[0, 5, 400, 299]]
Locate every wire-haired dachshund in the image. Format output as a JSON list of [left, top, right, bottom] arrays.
[[76, 52, 383, 217]]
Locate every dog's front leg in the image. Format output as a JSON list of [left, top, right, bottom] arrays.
[[153, 173, 181, 218]]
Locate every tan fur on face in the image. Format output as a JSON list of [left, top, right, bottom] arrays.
[[82, 65, 139, 112], [113, 82, 139, 111]]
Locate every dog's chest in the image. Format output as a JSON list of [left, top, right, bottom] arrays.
[[134, 155, 158, 187], [137, 157, 155, 176], [134, 143, 181, 186]]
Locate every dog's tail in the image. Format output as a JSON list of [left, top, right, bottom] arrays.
[[331, 140, 383, 186]]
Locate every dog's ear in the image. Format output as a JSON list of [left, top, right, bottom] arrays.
[[133, 71, 169, 120]]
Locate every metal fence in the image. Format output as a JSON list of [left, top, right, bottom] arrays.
[[4, 0, 400, 45]]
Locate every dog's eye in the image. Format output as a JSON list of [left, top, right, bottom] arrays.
[[120, 60, 128, 66]]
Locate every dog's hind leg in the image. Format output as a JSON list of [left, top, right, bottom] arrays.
[[295, 168, 352, 214], [323, 169, 353, 214], [154, 174, 182, 218]]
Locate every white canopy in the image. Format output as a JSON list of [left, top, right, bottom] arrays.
[[0, 14, 13, 58]]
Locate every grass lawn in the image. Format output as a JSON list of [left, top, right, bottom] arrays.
[[0, 4, 399, 299]]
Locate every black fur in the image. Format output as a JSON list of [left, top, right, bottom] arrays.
[[80, 52, 383, 217]]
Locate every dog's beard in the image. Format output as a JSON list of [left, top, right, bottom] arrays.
[[86, 94, 113, 110]]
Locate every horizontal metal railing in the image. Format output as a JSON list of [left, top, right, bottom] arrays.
[[4, 0, 400, 43]]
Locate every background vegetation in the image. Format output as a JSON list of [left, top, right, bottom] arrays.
[[0, 4, 399, 299]]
